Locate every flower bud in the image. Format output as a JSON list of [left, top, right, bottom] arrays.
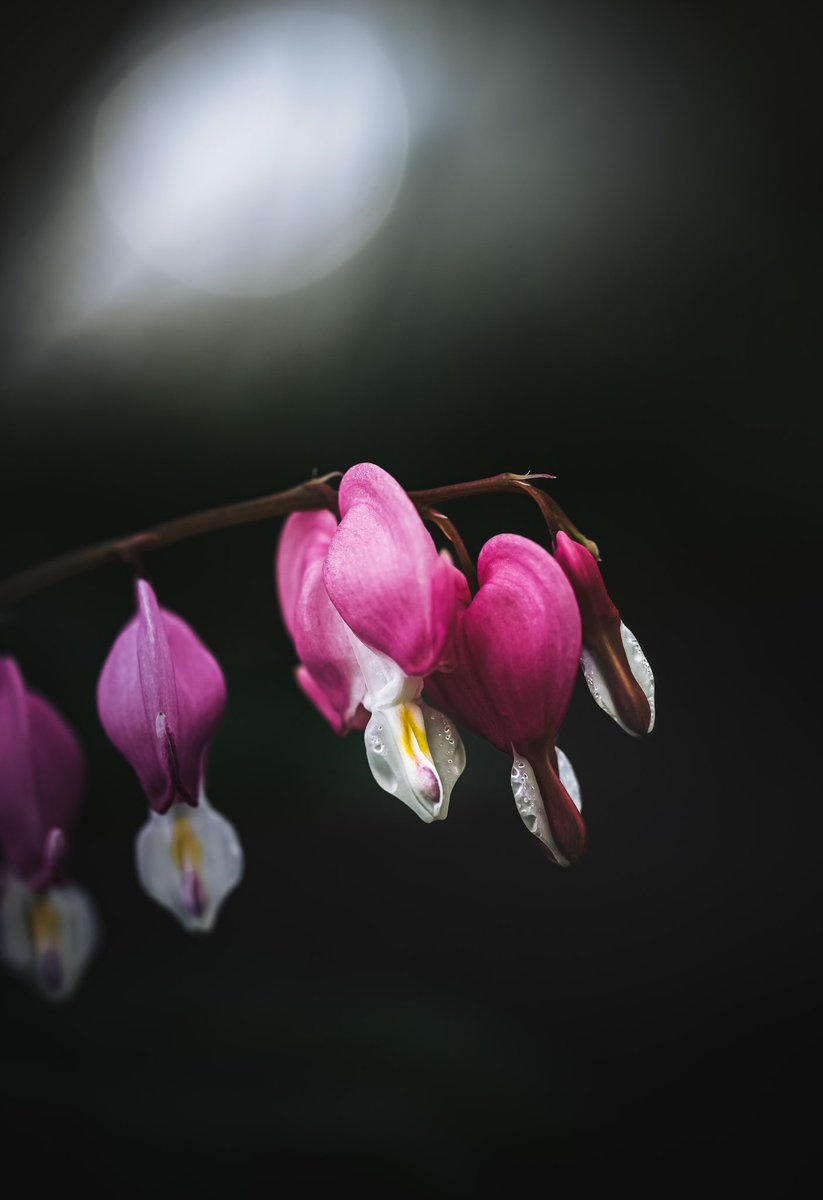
[[554, 533, 655, 736]]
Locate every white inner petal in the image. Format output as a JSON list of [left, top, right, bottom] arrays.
[[135, 794, 243, 933], [422, 704, 467, 808], [0, 871, 100, 1002], [510, 756, 569, 867], [581, 620, 655, 735], [343, 629, 466, 821], [620, 623, 655, 731], [345, 628, 421, 710], [365, 700, 465, 822], [556, 746, 582, 812]]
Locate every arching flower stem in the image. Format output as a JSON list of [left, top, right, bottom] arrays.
[[0, 472, 597, 607]]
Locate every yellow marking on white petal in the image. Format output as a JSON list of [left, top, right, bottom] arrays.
[[171, 817, 204, 872], [400, 703, 433, 762], [29, 895, 60, 951]]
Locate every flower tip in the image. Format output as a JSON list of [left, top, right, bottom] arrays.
[[364, 702, 465, 824], [621, 695, 655, 738], [135, 797, 243, 934], [0, 874, 100, 1001], [582, 622, 655, 737], [511, 747, 586, 867]]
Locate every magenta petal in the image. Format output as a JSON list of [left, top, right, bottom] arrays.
[[276, 510, 339, 639], [430, 535, 581, 751], [0, 658, 85, 889], [296, 667, 369, 735], [425, 634, 508, 752], [96, 580, 226, 813], [554, 532, 653, 736], [292, 561, 367, 734], [323, 463, 456, 676], [554, 532, 621, 629], [426, 536, 585, 865]]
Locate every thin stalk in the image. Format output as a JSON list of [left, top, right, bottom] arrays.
[[420, 508, 478, 595], [0, 476, 340, 607], [0, 471, 597, 608]]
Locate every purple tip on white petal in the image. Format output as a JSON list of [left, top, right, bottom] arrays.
[[0, 872, 100, 1002], [364, 700, 465, 823], [135, 795, 243, 932]]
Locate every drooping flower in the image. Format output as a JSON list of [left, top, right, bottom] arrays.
[[426, 535, 585, 865], [276, 465, 466, 822], [96, 580, 242, 931], [0, 657, 99, 999], [554, 532, 655, 736]]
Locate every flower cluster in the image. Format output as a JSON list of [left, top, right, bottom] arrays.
[[1, 462, 654, 1001], [277, 465, 655, 867], [277, 465, 467, 823], [1, 581, 243, 1001]]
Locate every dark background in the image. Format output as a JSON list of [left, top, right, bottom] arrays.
[[1, 0, 819, 1191]]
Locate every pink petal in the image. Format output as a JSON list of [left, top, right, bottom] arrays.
[[97, 580, 226, 813], [0, 657, 85, 888], [292, 561, 367, 734], [323, 464, 457, 676], [276, 510, 339, 639], [297, 668, 369, 735]]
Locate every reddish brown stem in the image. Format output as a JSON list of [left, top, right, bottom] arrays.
[[411, 472, 599, 559], [0, 476, 340, 607], [420, 508, 479, 595], [0, 471, 597, 607], [514, 482, 600, 560]]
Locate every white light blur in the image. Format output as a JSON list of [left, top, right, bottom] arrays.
[[1, 1, 720, 399], [93, 9, 408, 297]]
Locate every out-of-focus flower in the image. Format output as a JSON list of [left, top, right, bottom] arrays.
[[97, 580, 242, 931], [276, 464, 466, 822], [0, 657, 99, 999], [427, 535, 585, 865], [554, 532, 655, 736]]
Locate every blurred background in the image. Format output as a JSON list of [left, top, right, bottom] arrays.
[[1, 0, 819, 1191]]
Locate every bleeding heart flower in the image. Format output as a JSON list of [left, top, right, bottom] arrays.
[[0, 657, 99, 999], [554, 532, 655, 736], [427, 535, 585, 865], [97, 580, 243, 931], [276, 465, 466, 822]]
